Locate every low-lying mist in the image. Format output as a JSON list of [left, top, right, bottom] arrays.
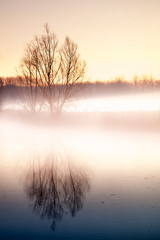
[[1, 79, 160, 238]]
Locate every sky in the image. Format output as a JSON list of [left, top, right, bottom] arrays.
[[0, 0, 160, 82]]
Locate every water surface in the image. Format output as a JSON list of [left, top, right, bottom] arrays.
[[0, 113, 160, 239]]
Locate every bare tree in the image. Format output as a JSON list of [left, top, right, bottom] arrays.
[[19, 24, 86, 114], [17, 56, 43, 113], [24, 150, 90, 231], [57, 37, 86, 112]]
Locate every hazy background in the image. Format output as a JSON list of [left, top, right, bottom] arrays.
[[1, 1, 160, 239], [1, 0, 160, 81]]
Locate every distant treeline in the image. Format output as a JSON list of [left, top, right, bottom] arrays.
[[82, 76, 160, 97], [0, 76, 160, 101]]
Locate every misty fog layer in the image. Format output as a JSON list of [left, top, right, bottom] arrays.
[[2, 89, 160, 113]]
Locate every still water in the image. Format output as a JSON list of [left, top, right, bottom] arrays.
[[0, 113, 160, 239]]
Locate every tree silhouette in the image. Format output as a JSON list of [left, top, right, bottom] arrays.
[[18, 24, 86, 113], [24, 150, 90, 231]]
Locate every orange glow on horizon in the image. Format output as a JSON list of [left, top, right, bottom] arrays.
[[0, 0, 160, 81]]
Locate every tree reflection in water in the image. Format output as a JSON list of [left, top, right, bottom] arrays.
[[24, 150, 90, 231]]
